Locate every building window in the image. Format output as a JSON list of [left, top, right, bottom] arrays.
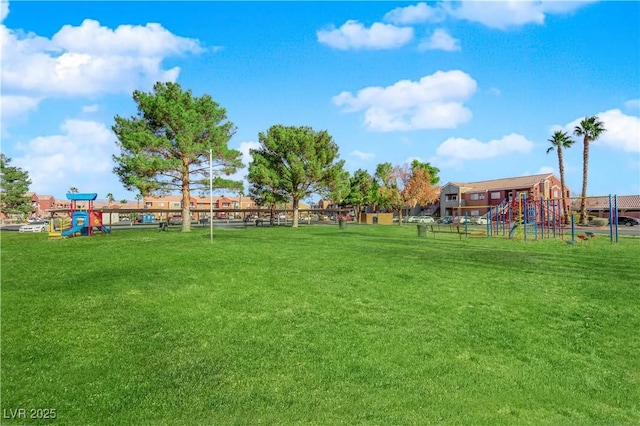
[[145, 202, 152, 208], [470, 210, 479, 216], [159, 202, 165, 207], [445, 194, 458, 202], [553, 190, 558, 198], [491, 192, 501, 200], [469, 193, 485, 201]]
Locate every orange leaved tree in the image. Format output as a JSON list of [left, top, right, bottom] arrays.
[[376, 162, 440, 225]]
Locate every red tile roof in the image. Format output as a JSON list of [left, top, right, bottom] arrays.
[[571, 195, 640, 210], [446, 174, 557, 192]]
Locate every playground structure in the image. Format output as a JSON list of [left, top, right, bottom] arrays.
[[57, 193, 111, 238], [48, 216, 71, 239], [452, 193, 623, 244], [490, 193, 565, 241]]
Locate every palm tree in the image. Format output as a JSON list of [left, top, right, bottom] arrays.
[[106, 193, 115, 207], [135, 193, 143, 209], [546, 131, 574, 224], [573, 116, 606, 225], [68, 186, 79, 193]]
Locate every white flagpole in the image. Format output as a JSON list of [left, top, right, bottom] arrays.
[[209, 149, 213, 242]]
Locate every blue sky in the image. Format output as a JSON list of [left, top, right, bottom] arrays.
[[1, 1, 639, 201]]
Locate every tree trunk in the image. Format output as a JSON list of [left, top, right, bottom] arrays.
[[269, 203, 275, 225], [580, 137, 590, 225], [181, 162, 191, 232], [397, 209, 403, 226], [292, 198, 299, 228], [558, 148, 570, 224]]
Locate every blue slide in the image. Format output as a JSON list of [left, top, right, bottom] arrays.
[[61, 211, 89, 237], [61, 224, 84, 237]]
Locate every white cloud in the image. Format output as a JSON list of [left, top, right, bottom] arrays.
[[563, 109, 640, 153], [82, 104, 99, 113], [52, 19, 202, 56], [0, 18, 203, 126], [436, 133, 534, 160], [13, 119, 116, 195], [444, 1, 594, 30], [1, 95, 42, 125], [624, 99, 640, 110], [333, 70, 477, 132], [1, 0, 8, 23], [351, 150, 375, 161], [418, 29, 460, 52], [383, 2, 446, 25], [238, 141, 261, 168], [317, 20, 413, 50]]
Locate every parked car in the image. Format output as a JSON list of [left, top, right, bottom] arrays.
[[612, 216, 640, 226], [417, 216, 435, 224], [474, 217, 488, 225], [168, 216, 183, 225], [437, 216, 453, 224], [19, 221, 48, 233], [453, 216, 471, 224]]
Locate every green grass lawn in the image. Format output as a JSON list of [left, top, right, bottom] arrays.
[[1, 225, 639, 425]]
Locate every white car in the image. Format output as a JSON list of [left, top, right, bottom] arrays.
[[417, 216, 435, 224], [474, 217, 488, 225], [19, 222, 48, 233]]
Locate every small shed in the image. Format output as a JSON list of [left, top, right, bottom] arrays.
[[360, 213, 394, 225]]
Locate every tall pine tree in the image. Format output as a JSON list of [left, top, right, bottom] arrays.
[[0, 154, 33, 219], [113, 82, 242, 231]]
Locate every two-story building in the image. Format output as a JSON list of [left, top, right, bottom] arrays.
[[27, 193, 56, 218], [143, 194, 257, 219], [439, 173, 569, 218]]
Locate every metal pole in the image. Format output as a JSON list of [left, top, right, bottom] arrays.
[[613, 195, 619, 243], [490, 205, 494, 236], [523, 194, 527, 242], [209, 149, 213, 242], [552, 199, 556, 238], [608, 194, 613, 244], [571, 214, 575, 241]]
